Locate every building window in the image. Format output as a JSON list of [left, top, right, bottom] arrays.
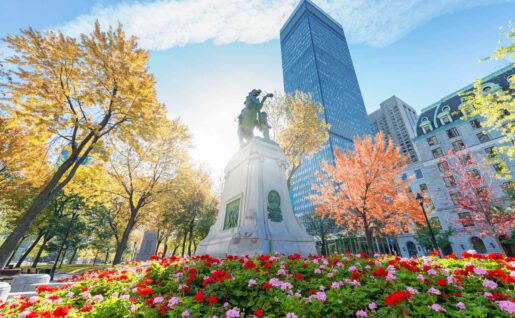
[[437, 106, 453, 125], [432, 148, 444, 159], [484, 147, 497, 157], [459, 212, 474, 227], [427, 136, 438, 146], [477, 132, 490, 143], [459, 154, 472, 165], [446, 128, 460, 139], [450, 192, 462, 205], [437, 161, 449, 172], [414, 169, 423, 179], [452, 140, 465, 151], [470, 119, 481, 129], [430, 217, 441, 230], [443, 176, 457, 187], [420, 117, 433, 134], [419, 183, 428, 192]]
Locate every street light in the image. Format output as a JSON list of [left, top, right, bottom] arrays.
[[50, 205, 80, 281], [416, 193, 440, 255]]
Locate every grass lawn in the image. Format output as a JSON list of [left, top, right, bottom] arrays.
[[22, 264, 111, 274]]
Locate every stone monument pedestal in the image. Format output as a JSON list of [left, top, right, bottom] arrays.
[[196, 138, 316, 257], [136, 231, 158, 261]]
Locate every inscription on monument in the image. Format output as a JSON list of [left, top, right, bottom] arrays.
[[223, 198, 240, 230], [267, 190, 283, 222]]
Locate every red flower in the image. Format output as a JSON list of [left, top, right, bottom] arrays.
[[194, 291, 205, 303], [262, 282, 272, 290], [288, 253, 302, 260], [138, 287, 154, 296], [52, 306, 71, 317], [81, 305, 93, 312], [351, 271, 361, 280], [384, 291, 410, 306], [294, 273, 303, 280], [254, 309, 264, 317], [372, 267, 387, 277], [150, 254, 159, 260], [244, 260, 257, 269], [206, 295, 217, 306], [436, 279, 447, 286]]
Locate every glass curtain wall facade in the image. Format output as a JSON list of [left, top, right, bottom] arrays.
[[280, 0, 371, 218]]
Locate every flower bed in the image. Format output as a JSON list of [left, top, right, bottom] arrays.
[[1, 251, 514, 317]]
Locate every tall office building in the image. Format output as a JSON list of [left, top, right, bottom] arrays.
[[369, 96, 419, 162], [280, 0, 371, 219]]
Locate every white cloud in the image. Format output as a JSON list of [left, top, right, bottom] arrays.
[[56, 0, 505, 49]]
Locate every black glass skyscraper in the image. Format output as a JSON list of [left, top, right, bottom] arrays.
[[280, 0, 371, 218]]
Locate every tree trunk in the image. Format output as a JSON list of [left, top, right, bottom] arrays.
[[181, 231, 188, 257], [93, 249, 99, 265], [104, 248, 110, 264], [155, 241, 161, 255], [187, 220, 195, 256], [69, 247, 78, 265], [6, 237, 27, 267], [113, 208, 138, 265], [15, 232, 44, 268], [59, 246, 68, 268], [32, 234, 51, 268], [162, 239, 168, 258], [171, 244, 178, 256]]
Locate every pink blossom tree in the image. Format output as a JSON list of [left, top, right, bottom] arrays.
[[439, 147, 513, 252]]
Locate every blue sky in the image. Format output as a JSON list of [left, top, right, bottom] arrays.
[[0, 0, 513, 176]]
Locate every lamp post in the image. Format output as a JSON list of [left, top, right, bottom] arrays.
[[416, 193, 440, 255], [50, 205, 79, 281]]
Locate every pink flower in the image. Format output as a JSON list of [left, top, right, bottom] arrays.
[[430, 304, 445, 312], [427, 269, 437, 276], [368, 302, 377, 310], [18, 311, 32, 318], [456, 302, 466, 310], [168, 297, 180, 308], [28, 296, 38, 304], [349, 266, 357, 272], [474, 267, 487, 275], [314, 291, 327, 302], [356, 310, 368, 317], [314, 269, 322, 274], [82, 291, 91, 299], [226, 307, 240, 318], [248, 279, 257, 287], [286, 313, 298, 318], [277, 269, 286, 276], [428, 288, 441, 295], [497, 301, 515, 314], [92, 294, 104, 302], [482, 279, 498, 290], [153, 296, 164, 304], [181, 311, 190, 317]]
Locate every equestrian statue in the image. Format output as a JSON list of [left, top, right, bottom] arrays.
[[237, 89, 273, 146]]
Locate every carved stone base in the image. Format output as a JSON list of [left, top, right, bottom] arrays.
[[195, 138, 316, 257]]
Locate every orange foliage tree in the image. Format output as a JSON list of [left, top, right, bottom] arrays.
[[310, 132, 423, 253]]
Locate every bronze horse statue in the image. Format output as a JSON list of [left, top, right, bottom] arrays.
[[237, 89, 273, 146]]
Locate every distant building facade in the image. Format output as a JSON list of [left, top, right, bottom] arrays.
[[280, 0, 371, 221], [397, 65, 515, 257], [369, 96, 419, 162]]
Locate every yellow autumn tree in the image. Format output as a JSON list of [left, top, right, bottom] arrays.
[[460, 25, 514, 161], [310, 132, 423, 254], [0, 21, 165, 268], [104, 118, 190, 264], [264, 92, 329, 189]]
